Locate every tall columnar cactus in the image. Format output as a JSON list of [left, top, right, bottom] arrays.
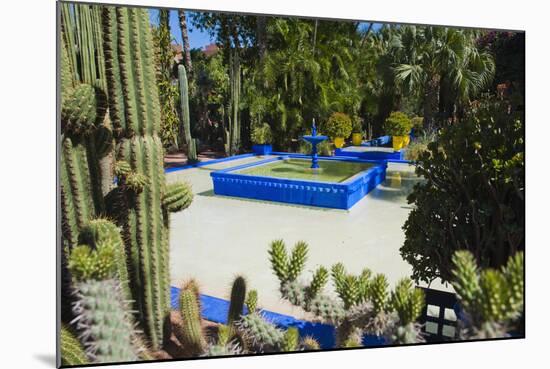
[[102, 6, 193, 349], [67, 242, 139, 363], [60, 325, 89, 366], [451, 250, 524, 338], [77, 219, 132, 301], [178, 64, 198, 162], [177, 287, 207, 356], [227, 276, 247, 326]]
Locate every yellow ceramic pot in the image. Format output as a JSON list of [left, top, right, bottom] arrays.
[[352, 133, 362, 146], [392, 136, 404, 151], [403, 135, 411, 146], [333, 137, 345, 148]]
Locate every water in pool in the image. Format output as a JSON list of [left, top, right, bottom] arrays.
[[235, 158, 374, 183]]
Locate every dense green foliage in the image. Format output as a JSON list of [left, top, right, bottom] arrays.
[[402, 95, 524, 283], [251, 122, 273, 144], [322, 112, 353, 139], [153, 10, 180, 149], [383, 111, 412, 136], [451, 250, 524, 338]]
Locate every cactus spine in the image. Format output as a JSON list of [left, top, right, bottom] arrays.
[[245, 289, 258, 314], [67, 242, 138, 363], [60, 325, 89, 366], [177, 287, 207, 355], [103, 6, 173, 349], [178, 64, 198, 162], [451, 250, 524, 338], [227, 276, 247, 326]]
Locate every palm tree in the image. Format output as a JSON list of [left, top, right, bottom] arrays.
[[393, 26, 495, 126]]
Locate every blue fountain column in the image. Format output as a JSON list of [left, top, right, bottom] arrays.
[[311, 141, 320, 169]]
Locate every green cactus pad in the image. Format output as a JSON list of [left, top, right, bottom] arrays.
[[237, 313, 284, 352], [60, 325, 89, 366], [163, 182, 193, 212], [308, 294, 345, 325], [177, 288, 206, 355], [288, 241, 308, 282], [282, 327, 300, 352], [62, 84, 98, 136], [306, 266, 329, 301], [72, 279, 139, 363], [269, 239, 289, 283], [245, 290, 258, 314], [67, 242, 116, 282]]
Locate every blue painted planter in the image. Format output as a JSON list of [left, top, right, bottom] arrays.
[[210, 155, 387, 210], [335, 148, 405, 161], [252, 144, 273, 155]]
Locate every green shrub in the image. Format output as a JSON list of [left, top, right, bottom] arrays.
[[411, 116, 424, 130], [352, 116, 363, 133], [401, 95, 524, 284], [404, 131, 437, 161], [384, 112, 412, 136], [251, 122, 273, 145], [322, 112, 353, 139], [298, 140, 332, 156]]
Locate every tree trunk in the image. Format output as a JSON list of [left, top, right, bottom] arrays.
[[256, 16, 267, 62], [423, 75, 440, 129], [178, 10, 193, 76]]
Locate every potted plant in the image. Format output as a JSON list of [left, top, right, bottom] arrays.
[[410, 116, 423, 140], [251, 122, 273, 155], [323, 112, 352, 148], [351, 116, 363, 146], [384, 112, 412, 151]]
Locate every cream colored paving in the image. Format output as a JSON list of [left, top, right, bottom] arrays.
[[167, 156, 449, 318]]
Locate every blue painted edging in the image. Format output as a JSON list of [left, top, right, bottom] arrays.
[[170, 287, 386, 349], [335, 148, 405, 161], [252, 144, 273, 155], [210, 155, 387, 210], [165, 153, 256, 174], [360, 135, 391, 147]]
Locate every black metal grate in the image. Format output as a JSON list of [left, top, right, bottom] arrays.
[[417, 287, 459, 342]]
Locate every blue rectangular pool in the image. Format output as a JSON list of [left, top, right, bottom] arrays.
[[210, 155, 387, 209]]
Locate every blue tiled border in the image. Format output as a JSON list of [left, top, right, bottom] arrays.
[[170, 287, 385, 349], [164, 153, 256, 174], [210, 155, 387, 210]]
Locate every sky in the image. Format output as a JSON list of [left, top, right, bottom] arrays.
[[148, 9, 382, 50]]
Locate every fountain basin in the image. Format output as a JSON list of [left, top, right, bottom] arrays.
[[210, 155, 387, 209], [302, 135, 329, 146]]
